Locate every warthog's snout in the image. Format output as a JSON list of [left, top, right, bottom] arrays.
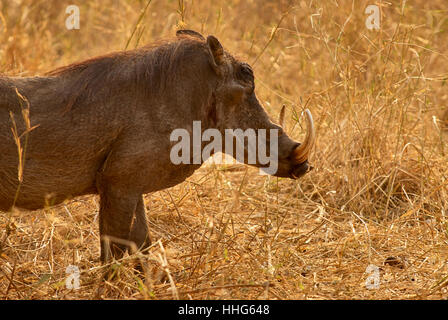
[[290, 109, 315, 178], [274, 108, 316, 179]]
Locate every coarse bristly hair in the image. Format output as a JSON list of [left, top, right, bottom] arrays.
[[43, 36, 214, 112]]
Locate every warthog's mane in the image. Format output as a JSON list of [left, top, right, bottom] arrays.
[[38, 35, 211, 112]]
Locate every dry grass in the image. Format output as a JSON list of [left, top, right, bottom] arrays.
[[1, 0, 448, 300]]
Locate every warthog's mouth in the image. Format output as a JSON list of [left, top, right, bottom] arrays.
[[258, 108, 315, 179], [290, 161, 313, 179]]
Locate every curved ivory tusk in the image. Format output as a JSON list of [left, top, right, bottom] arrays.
[[293, 109, 315, 163], [278, 105, 286, 129]]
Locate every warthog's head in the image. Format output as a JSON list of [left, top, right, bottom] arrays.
[[177, 30, 315, 179]]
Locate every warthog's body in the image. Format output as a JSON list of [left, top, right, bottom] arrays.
[[0, 30, 314, 261]]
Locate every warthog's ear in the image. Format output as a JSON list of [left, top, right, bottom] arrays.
[[176, 29, 205, 40], [206, 35, 225, 75]]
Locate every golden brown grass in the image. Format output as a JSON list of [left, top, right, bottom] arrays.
[[1, 0, 448, 299]]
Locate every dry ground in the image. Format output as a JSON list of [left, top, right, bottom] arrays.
[[0, 0, 448, 299]]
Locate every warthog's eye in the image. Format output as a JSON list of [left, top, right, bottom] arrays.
[[238, 63, 254, 81]]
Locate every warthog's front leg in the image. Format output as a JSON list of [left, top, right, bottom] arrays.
[[97, 183, 151, 262], [130, 197, 152, 253]]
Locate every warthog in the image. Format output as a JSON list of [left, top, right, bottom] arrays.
[[0, 30, 315, 262]]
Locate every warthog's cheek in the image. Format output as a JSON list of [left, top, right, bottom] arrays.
[[290, 161, 312, 179]]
